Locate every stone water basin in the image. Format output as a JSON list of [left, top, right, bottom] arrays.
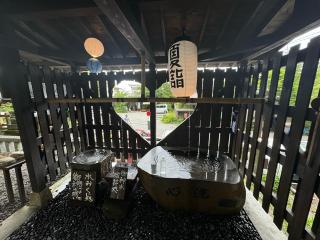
[[137, 146, 245, 214]]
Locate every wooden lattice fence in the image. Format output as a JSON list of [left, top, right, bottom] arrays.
[[233, 36, 320, 239]]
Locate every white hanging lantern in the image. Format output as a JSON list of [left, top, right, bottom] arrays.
[[168, 40, 198, 97]]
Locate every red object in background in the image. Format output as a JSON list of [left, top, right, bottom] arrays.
[[146, 111, 151, 116], [127, 153, 133, 164]]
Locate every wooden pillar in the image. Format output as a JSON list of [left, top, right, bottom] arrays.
[[0, 47, 46, 194], [140, 51, 146, 98], [148, 63, 157, 147]]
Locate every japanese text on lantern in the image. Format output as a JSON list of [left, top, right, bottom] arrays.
[[169, 43, 184, 88]]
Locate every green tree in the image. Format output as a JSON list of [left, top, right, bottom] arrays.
[[156, 82, 174, 110], [113, 91, 128, 113], [156, 82, 173, 98]]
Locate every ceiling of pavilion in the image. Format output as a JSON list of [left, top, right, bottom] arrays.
[[0, 0, 319, 67]]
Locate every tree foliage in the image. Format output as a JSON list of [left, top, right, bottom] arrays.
[[113, 91, 128, 113]]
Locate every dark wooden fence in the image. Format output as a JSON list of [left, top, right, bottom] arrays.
[[233, 36, 320, 239], [159, 68, 241, 156], [71, 71, 157, 159], [0, 51, 167, 192]]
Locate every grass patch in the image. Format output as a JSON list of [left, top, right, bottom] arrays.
[[0, 102, 14, 113], [261, 174, 280, 192]]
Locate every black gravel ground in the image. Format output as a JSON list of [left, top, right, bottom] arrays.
[[8, 184, 261, 240], [0, 163, 31, 225]]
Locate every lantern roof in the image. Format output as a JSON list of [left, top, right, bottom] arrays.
[[0, 0, 319, 68]]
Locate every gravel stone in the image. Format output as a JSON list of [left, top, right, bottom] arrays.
[[8, 185, 261, 240]]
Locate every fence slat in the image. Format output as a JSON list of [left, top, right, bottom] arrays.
[[29, 65, 57, 180], [43, 68, 67, 174], [219, 69, 235, 154], [245, 58, 269, 188], [234, 65, 252, 167], [251, 54, 282, 196], [210, 70, 224, 153], [240, 63, 260, 176], [261, 46, 300, 226], [55, 71, 73, 163], [65, 75, 81, 154]]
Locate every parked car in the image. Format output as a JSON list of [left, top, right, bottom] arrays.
[[156, 104, 168, 114]]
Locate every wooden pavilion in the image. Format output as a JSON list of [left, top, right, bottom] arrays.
[[1, 0, 320, 239]]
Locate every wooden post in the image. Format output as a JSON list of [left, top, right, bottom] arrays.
[[149, 63, 157, 147], [0, 47, 47, 194], [141, 51, 146, 98]]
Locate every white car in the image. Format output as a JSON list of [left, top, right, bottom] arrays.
[[156, 104, 168, 114]]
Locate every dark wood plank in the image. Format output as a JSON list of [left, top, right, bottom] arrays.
[[239, 63, 260, 176], [274, 38, 320, 231], [259, 46, 299, 215], [15, 165, 26, 203], [251, 54, 282, 194], [90, 74, 103, 148], [28, 65, 57, 180], [81, 74, 95, 148], [99, 75, 111, 149], [231, 64, 246, 159], [246, 58, 271, 189], [189, 73, 203, 151], [43, 67, 67, 174], [70, 73, 86, 151], [219, 69, 235, 154], [233, 65, 252, 167], [199, 70, 214, 151], [54, 70, 73, 163], [129, 132, 137, 160], [209, 70, 224, 153], [3, 169, 14, 202], [149, 63, 157, 147], [64, 75, 81, 154]]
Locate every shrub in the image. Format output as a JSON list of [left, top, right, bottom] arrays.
[[161, 111, 183, 124], [0, 102, 14, 113]]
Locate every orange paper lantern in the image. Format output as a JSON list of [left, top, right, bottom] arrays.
[[84, 38, 104, 58]]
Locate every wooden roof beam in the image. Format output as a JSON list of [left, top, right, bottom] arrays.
[[215, 2, 237, 49], [160, 7, 167, 56], [14, 21, 60, 50], [94, 0, 155, 64], [197, 4, 211, 48], [6, 7, 101, 21], [234, 0, 288, 47], [140, 11, 149, 42], [95, 16, 125, 58], [247, 0, 320, 60], [199, 44, 265, 62]]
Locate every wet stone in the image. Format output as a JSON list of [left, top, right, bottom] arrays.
[[8, 185, 261, 240]]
